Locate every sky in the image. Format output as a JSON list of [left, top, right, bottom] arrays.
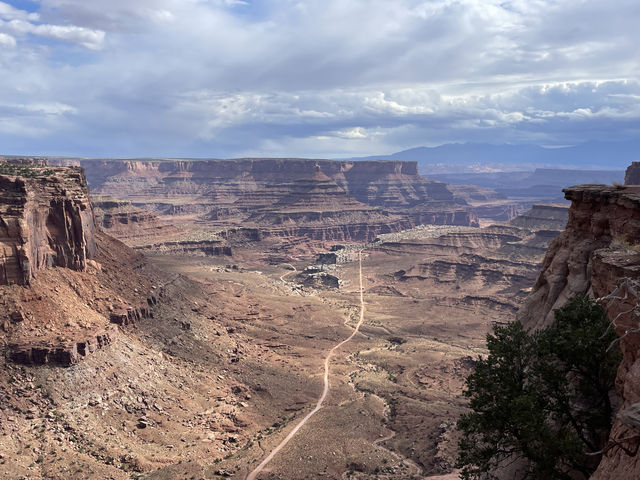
[[0, 0, 639, 159]]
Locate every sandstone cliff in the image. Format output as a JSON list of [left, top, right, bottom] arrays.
[[50, 158, 479, 245], [516, 177, 640, 478], [0, 163, 96, 285], [517, 185, 640, 329], [0, 163, 161, 368], [92, 197, 179, 245]]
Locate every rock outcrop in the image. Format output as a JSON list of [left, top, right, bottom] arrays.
[[517, 185, 640, 329], [0, 164, 162, 368], [508, 204, 568, 231], [92, 197, 178, 242], [624, 161, 640, 185], [516, 182, 640, 478], [109, 299, 156, 327], [449, 184, 528, 222], [369, 205, 567, 319], [243, 166, 414, 242], [9, 325, 118, 366], [0, 163, 96, 285]]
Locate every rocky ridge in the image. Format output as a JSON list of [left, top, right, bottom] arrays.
[[518, 185, 640, 329], [0, 164, 291, 477], [624, 161, 640, 185], [515, 168, 640, 478]]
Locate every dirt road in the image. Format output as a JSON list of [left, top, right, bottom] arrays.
[[246, 251, 366, 480], [278, 263, 297, 282]]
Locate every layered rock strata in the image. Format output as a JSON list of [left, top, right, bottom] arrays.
[[92, 197, 178, 242], [9, 325, 118, 366], [50, 158, 478, 246], [449, 184, 528, 222], [518, 185, 640, 329], [508, 204, 568, 231], [109, 300, 155, 327], [0, 163, 96, 285], [515, 180, 640, 478], [371, 204, 568, 314], [243, 167, 413, 242], [134, 239, 232, 256], [0, 165, 160, 367]]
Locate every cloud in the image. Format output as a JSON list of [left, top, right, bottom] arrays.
[[0, 0, 638, 157], [0, 2, 105, 50], [0, 31, 15, 46], [0, 1, 39, 21], [4, 19, 105, 49], [333, 127, 369, 139], [0, 101, 77, 140]]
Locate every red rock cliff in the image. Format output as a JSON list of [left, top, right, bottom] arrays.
[[46, 158, 478, 242], [517, 183, 640, 478], [0, 163, 96, 285]]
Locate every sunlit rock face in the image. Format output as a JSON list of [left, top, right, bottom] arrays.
[[0, 164, 96, 285], [52, 158, 479, 242]]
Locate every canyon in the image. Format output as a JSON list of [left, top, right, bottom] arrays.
[[51, 157, 483, 248], [1, 155, 637, 479]]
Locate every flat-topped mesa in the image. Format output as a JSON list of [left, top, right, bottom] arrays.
[[92, 196, 179, 243], [0, 163, 96, 285], [70, 157, 436, 198], [341, 160, 454, 207], [93, 198, 158, 230], [245, 167, 412, 242], [48, 156, 475, 219], [508, 204, 569, 231], [40, 158, 479, 247], [0, 156, 50, 166]]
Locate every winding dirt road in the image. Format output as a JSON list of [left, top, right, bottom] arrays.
[[246, 251, 366, 480], [278, 263, 297, 282]]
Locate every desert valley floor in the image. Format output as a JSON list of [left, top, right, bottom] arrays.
[[0, 159, 571, 479]]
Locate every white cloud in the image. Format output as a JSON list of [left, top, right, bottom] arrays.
[[0, 101, 77, 140], [363, 92, 435, 115], [24, 102, 78, 116], [333, 127, 369, 139], [0, 1, 39, 21], [5, 18, 105, 49], [0, 31, 15, 47]]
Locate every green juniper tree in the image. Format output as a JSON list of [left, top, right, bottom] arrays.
[[457, 295, 621, 480]]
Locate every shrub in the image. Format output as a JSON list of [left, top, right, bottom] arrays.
[[456, 295, 621, 480]]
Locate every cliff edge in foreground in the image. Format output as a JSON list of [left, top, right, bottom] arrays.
[[516, 164, 640, 478]]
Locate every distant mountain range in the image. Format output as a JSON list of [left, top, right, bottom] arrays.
[[342, 140, 639, 174], [429, 168, 625, 201]]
